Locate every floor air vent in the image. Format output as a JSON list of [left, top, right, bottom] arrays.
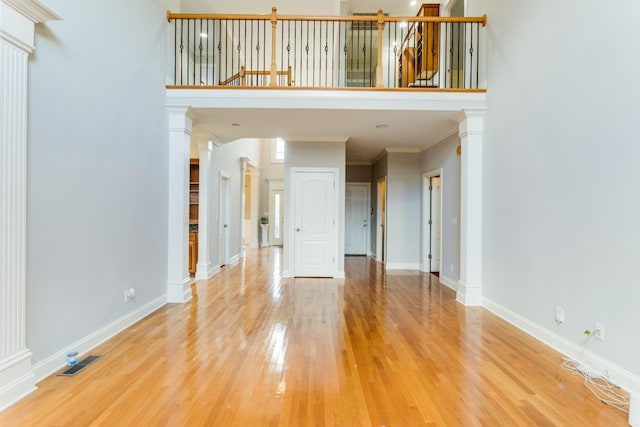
[[58, 355, 101, 376]]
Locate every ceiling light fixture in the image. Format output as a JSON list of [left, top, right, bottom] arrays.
[[376, 124, 388, 129], [232, 123, 240, 127], [410, 1, 417, 6]]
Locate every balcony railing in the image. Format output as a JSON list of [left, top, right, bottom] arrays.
[[167, 8, 486, 90]]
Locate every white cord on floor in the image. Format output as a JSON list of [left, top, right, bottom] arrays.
[[561, 357, 630, 413], [557, 322, 630, 413]]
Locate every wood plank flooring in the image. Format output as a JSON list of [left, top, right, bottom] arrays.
[[0, 248, 628, 426]]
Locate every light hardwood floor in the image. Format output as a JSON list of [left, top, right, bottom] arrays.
[[0, 248, 628, 426]]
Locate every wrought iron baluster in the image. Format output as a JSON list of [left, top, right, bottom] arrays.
[[476, 22, 480, 89], [185, 20, 190, 85], [312, 21, 316, 86], [469, 22, 474, 89], [192, 18, 196, 85], [218, 21, 223, 85]]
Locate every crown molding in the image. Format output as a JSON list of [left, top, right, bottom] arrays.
[[2, 0, 61, 22]]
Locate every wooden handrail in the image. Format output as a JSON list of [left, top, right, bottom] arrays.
[[219, 65, 293, 86], [167, 10, 487, 27]]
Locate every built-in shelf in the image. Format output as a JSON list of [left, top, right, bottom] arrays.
[[189, 158, 199, 275]]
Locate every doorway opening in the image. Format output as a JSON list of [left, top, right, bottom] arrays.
[[345, 182, 370, 256], [268, 180, 284, 247], [219, 171, 230, 267], [423, 171, 442, 274]]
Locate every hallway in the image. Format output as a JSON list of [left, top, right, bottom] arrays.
[[0, 249, 626, 426]]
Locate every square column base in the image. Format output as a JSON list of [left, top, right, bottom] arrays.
[[456, 280, 483, 306]]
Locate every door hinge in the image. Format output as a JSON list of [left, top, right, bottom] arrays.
[[428, 219, 432, 225], [429, 185, 433, 191], [428, 254, 432, 259]]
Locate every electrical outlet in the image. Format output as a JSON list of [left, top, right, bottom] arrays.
[[124, 288, 135, 303], [594, 323, 604, 341], [555, 307, 565, 324]]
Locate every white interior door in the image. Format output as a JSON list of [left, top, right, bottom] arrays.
[[345, 183, 369, 255], [430, 176, 441, 272], [219, 173, 230, 266], [293, 170, 337, 277]]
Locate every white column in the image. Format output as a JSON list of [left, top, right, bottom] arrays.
[[195, 140, 216, 280], [249, 167, 260, 249], [240, 158, 248, 259], [457, 110, 485, 306], [167, 106, 194, 303], [0, 0, 59, 410]]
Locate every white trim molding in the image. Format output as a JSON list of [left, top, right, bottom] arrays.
[[166, 106, 195, 304], [32, 295, 167, 386], [438, 274, 458, 292], [483, 297, 640, 394], [385, 263, 420, 270], [456, 110, 485, 306], [0, 0, 59, 411]]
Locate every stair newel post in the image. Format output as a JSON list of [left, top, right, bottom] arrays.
[[270, 7, 278, 86], [376, 8, 384, 88]]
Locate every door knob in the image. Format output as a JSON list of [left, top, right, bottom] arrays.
[[296, 228, 301, 232], [224, 224, 228, 228]]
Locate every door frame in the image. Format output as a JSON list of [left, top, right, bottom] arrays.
[[345, 182, 370, 256], [288, 167, 340, 277], [268, 179, 284, 246], [422, 169, 443, 273], [219, 171, 231, 267], [375, 177, 387, 263]]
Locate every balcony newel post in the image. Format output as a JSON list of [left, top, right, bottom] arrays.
[[376, 8, 384, 88], [270, 7, 278, 86]]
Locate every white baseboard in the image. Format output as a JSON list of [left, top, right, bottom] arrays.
[[385, 263, 420, 270], [195, 263, 219, 281], [229, 253, 240, 266], [167, 277, 193, 303], [483, 297, 640, 394], [31, 294, 167, 384], [0, 350, 36, 411], [438, 274, 458, 292], [334, 271, 345, 279]]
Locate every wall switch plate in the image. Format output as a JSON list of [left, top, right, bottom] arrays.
[[555, 307, 565, 324]]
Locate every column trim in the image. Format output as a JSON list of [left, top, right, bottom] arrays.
[[166, 106, 195, 303], [0, 0, 59, 411], [456, 109, 485, 306]]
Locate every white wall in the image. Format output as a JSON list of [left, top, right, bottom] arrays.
[[180, 0, 339, 15], [468, 0, 640, 383], [370, 154, 387, 256], [283, 140, 346, 276], [259, 139, 285, 222], [26, 0, 179, 364], [207, 138, 262, 265], [421, 133, 461, 285], [385, 153, 422, 269]]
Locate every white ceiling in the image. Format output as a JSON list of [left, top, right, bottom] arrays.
[[192, 107, 459, 163], [349, 0, 421, 17]]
